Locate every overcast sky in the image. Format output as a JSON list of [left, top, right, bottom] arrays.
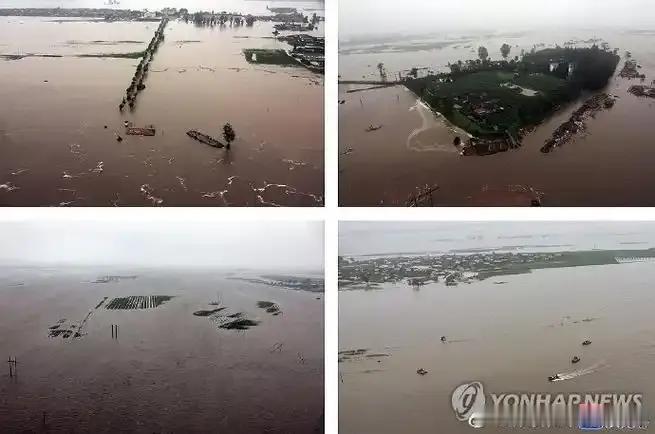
[[340, 0, 655, 38], [340, 222, 655, 256], [0, 220, 323, 270]]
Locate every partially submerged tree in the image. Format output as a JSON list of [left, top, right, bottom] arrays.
[[500, 43, 511, 60], [478, 46, 489, 63], [223, 123, 236, 149], [377, 62, 387, 82]]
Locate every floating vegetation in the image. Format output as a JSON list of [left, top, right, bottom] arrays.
[[105, 295, 174, 310], [193, 307, 227, 317], [257, 301, 282, 315]]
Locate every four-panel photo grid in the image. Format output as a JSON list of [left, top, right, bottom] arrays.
[[2, 1, 654, 433]]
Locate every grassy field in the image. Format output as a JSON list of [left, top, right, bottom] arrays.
[[242, 48, 298, 66], [406, 70, 575, 137], [404, 47, 619, 138]]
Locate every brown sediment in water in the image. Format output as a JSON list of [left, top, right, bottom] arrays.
[[0, 16, 323, 207], [340, 257, 655, 433]]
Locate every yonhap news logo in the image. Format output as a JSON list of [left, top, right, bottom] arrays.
[[452, 382, 486, 428], [451, 382, 649, 430]]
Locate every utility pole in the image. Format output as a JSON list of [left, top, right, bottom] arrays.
[[7, 356, 16, 377]]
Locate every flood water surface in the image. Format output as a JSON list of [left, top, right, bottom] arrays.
[[0, 6, 324, 206], [0, 267, 324, 432], [339, 262, 655, 433]]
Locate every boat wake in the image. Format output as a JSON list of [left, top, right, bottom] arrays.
[[550, 361, 609, 382]]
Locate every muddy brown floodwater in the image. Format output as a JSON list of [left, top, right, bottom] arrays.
[[0, 14, 324, 206], [0, 266, 324, 432], [339, 260, 655, 433], [339, 28, 655, 206]]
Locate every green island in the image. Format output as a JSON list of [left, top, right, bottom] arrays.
[[402, 45, 621, 155], [339, 247, 655, 288]]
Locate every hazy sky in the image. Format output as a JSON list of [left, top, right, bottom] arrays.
[[339, 222, 655, 256], [340, 0, 655, 38], [0, 220, 323, 270]]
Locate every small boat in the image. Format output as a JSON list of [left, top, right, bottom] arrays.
[[582, 340, 592, 346], [186, 130, 224, 148], [571, 356, 580, 364], [416, 368, 428, 376], [365, 124, 382, 132], [440, 336, 447, 342], [548, 374, 560, 382]]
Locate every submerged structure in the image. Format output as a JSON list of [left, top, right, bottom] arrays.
[[105, 295, 174, 310]]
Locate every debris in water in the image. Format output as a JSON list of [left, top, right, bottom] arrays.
[[69, 143, 83, 155], [90, 161, 104, 174], [140, 184, 164, 205], [283, 159, 308, 170], [176, 176, 188, 191], [0, 182, 19, 192]]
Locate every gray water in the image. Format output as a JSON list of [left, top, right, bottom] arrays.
[[0, 266, 324, 433]]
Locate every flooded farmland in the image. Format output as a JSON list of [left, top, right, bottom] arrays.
[[339, 222, 655, 433], [339, 26, 655, 206], [0, 2, 324, 206], [0, 266, 324, 432]]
